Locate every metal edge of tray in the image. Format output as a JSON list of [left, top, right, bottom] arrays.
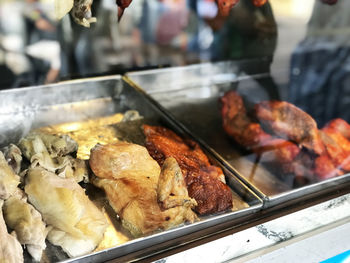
[[262, 173, 350, 209], [123, 75, 267, 200], [64, 204, 262, 263], [0, 75, 263, 263], [125, 59, 271, 94]]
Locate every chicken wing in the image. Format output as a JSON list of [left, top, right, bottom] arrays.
[[143, 125, 233, 215], [24, 167, 108, 258], [90, 142, 197, 237], [157, 157, 197, 210], [0, 200, 23, 263]]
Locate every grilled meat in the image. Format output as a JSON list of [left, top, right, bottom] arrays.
[[220, 91, 301, 164], [254, 100, 324, 155], [220, 90, 350, 182], [324, 118, 350, 140], [143, 125, 233, 215]]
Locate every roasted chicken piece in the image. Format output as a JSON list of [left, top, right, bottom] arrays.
[[220, 90, 350, 182], [0, 200, 23, 263], [3, 190, 47, 262], [143, 125, 233, 215], [90, 142, 197, 237], [318, 124, 350, 173], [254, 100, 324, 155], [0, 151, 20, 200], [24, 167, 108, 258], [158, 157, 197, 210], [220, 91, 301, 164], [324, 118, 350, 140], [19, 132, 88, 183]]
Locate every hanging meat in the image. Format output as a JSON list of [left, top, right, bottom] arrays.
[[116, 0, 133, 21]]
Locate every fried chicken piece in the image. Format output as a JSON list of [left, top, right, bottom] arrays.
[[3, 190, 47, 262], [0, 151, 20, 200], [90, 143, 197, 237], [254, 100, 325, 155], [25, 167, 108, 258], [143, 125, 233, 215], [0, 200, 23, 263]]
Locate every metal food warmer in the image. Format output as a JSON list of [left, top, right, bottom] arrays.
[[0, 75, 262, 263]]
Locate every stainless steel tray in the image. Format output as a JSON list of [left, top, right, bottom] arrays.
[[0, 76, 262, 262], [126, 61, 350, 208]]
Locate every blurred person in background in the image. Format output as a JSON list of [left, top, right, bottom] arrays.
[[289, 0, 350, 126], [24, 0, 61, 84], [191, 0, 279, 99]]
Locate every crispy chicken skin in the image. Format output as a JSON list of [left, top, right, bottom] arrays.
[[0, 200, 24, 263], [254, 100, 324, 155], [90, 142, 197, 237], [143, 125, 233, 215], [324, 118, 350, 139]]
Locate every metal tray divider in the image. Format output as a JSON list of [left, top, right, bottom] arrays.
[[123, 76, 266, 201]]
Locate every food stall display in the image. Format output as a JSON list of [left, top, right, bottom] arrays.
[[0, 76, 261, 262]]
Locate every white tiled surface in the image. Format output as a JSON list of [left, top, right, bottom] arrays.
[[242, 219, 350, 263], [156, 194, 350, 263]]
